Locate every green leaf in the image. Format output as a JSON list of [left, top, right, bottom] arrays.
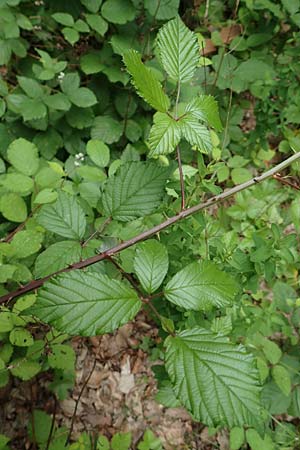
[[85, 13, 108, 36], [68, 87, 97, 108], [28, 410, 52, 446], [30, 271, 142, 336], [61, 72, 80, 95], [96, 435, 110, 450], [37, 191, 86, 239], [10, 328, 34, 347], [10, 230, 43, 258], [185, 95, 223, 131], [20, 98, 48, 121], [231, 168, 252, 185], [101, 0, 136, 24], [0, 312, 14, 332], [148, 112, 181, 156], [157, 16, 199, 83], [81, 0, 103, 12], [0, 99, 6, 118], [10, 358, 41, 380], [246, 429, 275, 450], [103, 162, 169, 221], [0, 193, 27, 222], [34, 188, 58, 204], [74, 19, 90, 32], [272, 365, 291, 396], [123, 50, 170, 113], [13, 295, 36, 313], [63, 27, 80, 44], [229, 427, 245, 450], [134, 240, 169, 293], [35, 241, 83, 278], [165, 328, 262, 427], [111, 432, 132, 450], [43, 93, 71, 111], [91, 115, 123, 144], [80, 52, 105, 74], [144, 0, 179, 20], [17, 76, 44, 99], [52, 12, 74, 26], [137, 430, 162, 450], [0, 173, 34, 195], [262, 338, 282, 364], [48, 344, 75, 371], [0, 434, 10, 449], [86, 139, 110, 167], [179, 113, 212, 154], [164, 261, 238, 311], [7, 138, 39, 176]]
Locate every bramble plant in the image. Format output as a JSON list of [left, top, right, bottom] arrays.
[[1, 1, 300, 449]]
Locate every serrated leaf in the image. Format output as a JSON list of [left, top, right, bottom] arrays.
[[68, 87, 97, 108], [17, 76, 44, 99], [144, 0, 179, 20], [179, 113, 212, 154], [157, 16, 199, 83], [148, 112, 181, 156], [111, 432, 132, 450], [262, 338, 282, 365], [0, 173, 34, 195], [10, 358, 41, 380], [123, 50, 170, 113], [30, 271, 141, 336], [91, 115, 123, 144], [164, 261, 238, 311], [9, 328, 34, 347], [43, 93, 71, 111], [34, 240, 83, 278], [102, 162, 169, 221], [185, 95, 223, 131], [37, 191, 86, 239], [272, 365, 291, 396], [134, 240, 169, 293], [85, 13, 108, 36], [7, 138, 39, 176], [165, 328, 262, 427], [48, 344, 75, 371]]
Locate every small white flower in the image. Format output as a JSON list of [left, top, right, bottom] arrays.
[[58, 72, 65, 81], [74, 161, 81, 167]]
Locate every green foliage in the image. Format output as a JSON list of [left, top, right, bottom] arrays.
[[1, 1, 300, 448]]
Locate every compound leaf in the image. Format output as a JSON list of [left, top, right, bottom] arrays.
[[164, 261, 238, 311], [148, 112, 181, 156], [37, 191, 86, 239], [103, 162, 169, 221], [157, 16, 199, 83], [165, 327, 262, 427], [123, 49, 170, 112], [30, 271, 141, 335], [185, 95, 223, 131], [134, 240, 169, 293], [179, 114, 212, 154]]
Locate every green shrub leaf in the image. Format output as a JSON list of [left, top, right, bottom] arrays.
[[165, 327, 262, 427], [30, 271, 141, 335], [179, 114, 212, 154], [7, 138, 39, 176], [134, 240, 169, 293], [148, 112, 181, 156], [103, 162, 169, 221], [37, 191, 86, 239], [272, 365, 291, 396], [123, 49, 170, 112], [164, 261, 238, 311], [0, 193, 27, 222], [185, 95, 223, 131], [101, 0, 136, 24], [34, 240, 83, 278], [157, 16, 199, 83]]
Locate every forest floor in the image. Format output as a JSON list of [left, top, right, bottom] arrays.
[[1, 311, 229, 449]]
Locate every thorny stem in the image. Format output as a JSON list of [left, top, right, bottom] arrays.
[[1, 151, 300, 304]]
